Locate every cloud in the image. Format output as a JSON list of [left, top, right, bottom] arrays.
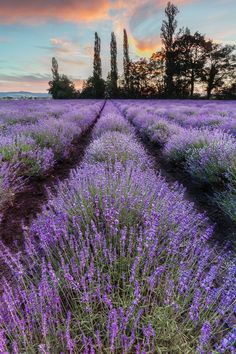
[[0, 73, 51, 83], [132, 37, 162, 55], [61, 58, 86, 66], [0, 0, 115, 24], [112, 0, 196, 55], [84, 45, 94, 57], [0, 0, 195, 25], [50, 37, 78, 54], [0, 73, 84, 92], [0, 73, 51, 92]]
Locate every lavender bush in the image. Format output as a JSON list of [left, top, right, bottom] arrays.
[[93, 112, 133, 138], [215, 159, 236, 222], [85, 131, 150, 169], [0, 163, 24, 209]]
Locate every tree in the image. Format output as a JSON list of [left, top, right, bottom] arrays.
[[123, 29, 130, 91], [84, 32, 105, 98], [150, 51, 166, 96], [110, 32, 118, 97], [173, 29, 207, 97], [52, 57, 59, 81], [128, 58, 157, 98], [161, 2, 179, 97], [80, 75, 105, 98], [201, 42, 236, 99], [81, 32, 105, 98], [93, 32, 102, 79], [218, 80, 236, 99], [48, 58, 78, 99]]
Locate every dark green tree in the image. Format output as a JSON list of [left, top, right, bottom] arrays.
[[81, 32, 105, 98], [52, 57, 59, 81], [217, 82, 236, 99], [161, 2, 179, 97], [109, 32, 118, 97], [123, 29, 130, 91], [127, 58, 158, 98], [150, 51, 166, 96], [201, 42, 236, 98], [82, 32, 105, 98], [48, 58, 77, 99], [80, 75, 105, 98], [93, 32, 102, 79], [173, 29, 207, 97]]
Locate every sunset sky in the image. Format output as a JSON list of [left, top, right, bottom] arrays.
[[0, 0, 235, 92]]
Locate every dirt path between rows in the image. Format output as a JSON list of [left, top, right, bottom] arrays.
[[135, 133, 235, 248], [0, 100, 106, 251]]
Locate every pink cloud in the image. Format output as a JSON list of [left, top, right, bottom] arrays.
[[0, 0, 114, 24], [0, 0, 196, 25]]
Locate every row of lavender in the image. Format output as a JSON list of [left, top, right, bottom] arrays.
[[0, 100, 103, 209], [0, 101, 235, 353], [133, 100, 236, 136], [115, 100, 236, 223]]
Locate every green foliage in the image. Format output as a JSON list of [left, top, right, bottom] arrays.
[[0, 143, 32, 162], [80, 76, 105, 98], [48, 74, 78, 99]]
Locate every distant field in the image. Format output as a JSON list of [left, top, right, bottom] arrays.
[[0, 99, 235, 353]]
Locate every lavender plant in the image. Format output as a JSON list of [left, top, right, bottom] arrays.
[[85, 131, 150, 169]]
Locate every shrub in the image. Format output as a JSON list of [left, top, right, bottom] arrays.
[[85, 131, 150, 169], [186, 131, 236, 185], [93, 113, 132, 138]]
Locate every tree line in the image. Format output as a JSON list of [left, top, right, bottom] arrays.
[[48, 2, 236, 99]]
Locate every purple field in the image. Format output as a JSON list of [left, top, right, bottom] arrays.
[[0, 99, 235, 353]]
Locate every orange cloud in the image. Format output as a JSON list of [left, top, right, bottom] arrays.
[[0, 0, 114, 24], [112, 0, 196, 55], [130, 37, 162, 56], [0, 79, 49, 93], [0, 73, 84, 92]]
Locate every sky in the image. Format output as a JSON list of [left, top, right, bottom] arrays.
[[0, 0, 235, 92]]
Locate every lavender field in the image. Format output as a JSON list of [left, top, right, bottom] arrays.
[[0, 99, 235, 353]]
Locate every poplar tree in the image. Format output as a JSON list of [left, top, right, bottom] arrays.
[[52, 57, 59, 81], [83, 32, 105, 98], [123, 29, 130, 90], [93, 32, 102, 79], [110, 32, 118, 97], [161, 2, 179, 97]]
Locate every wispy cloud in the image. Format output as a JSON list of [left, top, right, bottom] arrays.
[[0, 73, 51, 92], [0, 73, 51, 82]]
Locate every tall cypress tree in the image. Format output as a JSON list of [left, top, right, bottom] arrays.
[[161, 2, 179, 97], [123, 29, 130, 91], [93, 32, 102, 79], [52, 57, 59, 81], [110, 32, 118, 97], [89, 32, 104, 97]]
